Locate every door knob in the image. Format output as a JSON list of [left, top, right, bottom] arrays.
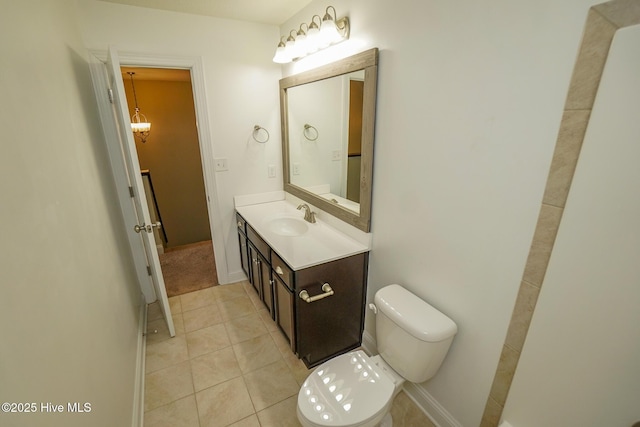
[[133, 222, 161, 233]]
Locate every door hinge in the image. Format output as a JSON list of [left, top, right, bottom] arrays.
[[129, 186, 134, 198], [107, 88, 114, 104], [146, 266, 152, 276]]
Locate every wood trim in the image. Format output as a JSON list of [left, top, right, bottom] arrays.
[[280, 48, 379, 232]]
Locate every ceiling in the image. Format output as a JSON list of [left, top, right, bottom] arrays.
[[98, 0, 312, 26]]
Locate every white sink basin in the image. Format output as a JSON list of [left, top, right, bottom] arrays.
[[267, 217, 309, 236]]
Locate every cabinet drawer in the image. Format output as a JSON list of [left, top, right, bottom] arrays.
[[247, 225, 270, 260], [271, 252, 293, 290], [236, 213, 246, 234]]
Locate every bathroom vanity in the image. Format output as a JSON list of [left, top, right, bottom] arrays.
[[234, 48, 379, 367], [235, 199, 369, 368]]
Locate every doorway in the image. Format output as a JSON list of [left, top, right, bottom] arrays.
[[120, 66, 217, 297]]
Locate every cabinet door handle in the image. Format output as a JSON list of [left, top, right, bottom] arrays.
[[275, 266, 284, 275], [299, 283, 334, 303], [237, 221, 243, 228]]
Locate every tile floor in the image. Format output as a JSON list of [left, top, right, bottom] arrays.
[[144, 281, 435, 427]]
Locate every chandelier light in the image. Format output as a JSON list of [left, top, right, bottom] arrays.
[[127, 72, 151, 143], [272, 6, 349, 64]]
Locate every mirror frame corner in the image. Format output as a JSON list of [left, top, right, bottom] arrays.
[[279, 48, 379, 232]]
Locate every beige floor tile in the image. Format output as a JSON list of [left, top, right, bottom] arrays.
[[228, 415, 260, 427], [256, 395, 301, 427], [245, 284, 264, 310], [168, 295, 182, 314], [196, 377, 255, 427], [172, 312, 185, 335], [145, 313, 185, 345], [182, 304, 223, 333], [147, 302, 163, 322], [186, 323, 231, 358], [181, 287, 216, 312], [257, 308, 279, 332], [281, 350, 312, 386], [269, 329, 292, 354], [143, 395, 199, 427], [225, 312, 268, 344], [217, 294, 257, 321], [190, 346, 242, 392], [145, 335, 189, 373], [213, 282, 248, 301], [390, 391, 436, 427], [144, 288, 436, 427], [233, 333, 283, 373], [244, 359, 299, 411], [146, 317, 172, 345], [144, 361, 194, 412]]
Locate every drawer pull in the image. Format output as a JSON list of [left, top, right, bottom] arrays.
[[299, 283, 334, 303], [275, 266, 284, 275], [237, 221, 243, 228]]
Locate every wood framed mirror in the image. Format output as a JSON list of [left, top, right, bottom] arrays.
[[280, 48, 378, 232]]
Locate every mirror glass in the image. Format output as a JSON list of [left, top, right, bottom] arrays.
[[280, 48, 378, 232], [287, 70, 365, 214]]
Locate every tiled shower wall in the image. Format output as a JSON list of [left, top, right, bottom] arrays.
[[480, 1, 640, 425]]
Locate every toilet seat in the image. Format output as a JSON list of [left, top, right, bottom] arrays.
[[297, 350, 395, 427]]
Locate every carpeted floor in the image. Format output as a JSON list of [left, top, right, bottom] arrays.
[[159, 240, 217, 297]]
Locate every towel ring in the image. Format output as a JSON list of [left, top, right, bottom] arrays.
[[303, 124, 318, 141], [252, 125, 269, 143]]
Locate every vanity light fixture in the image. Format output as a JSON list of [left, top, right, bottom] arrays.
[[126, 71, 151, 143], [272, 6, 349, 64]]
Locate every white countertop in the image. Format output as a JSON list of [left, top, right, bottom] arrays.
[[236, 199, 370, 270]]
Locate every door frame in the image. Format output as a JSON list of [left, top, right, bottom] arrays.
[[90, 50, 230, 298]]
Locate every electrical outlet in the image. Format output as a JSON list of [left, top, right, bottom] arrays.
[[332, 150, 341, 161], [214, 158, 228, 172], [268, 164, 276, 178], [293, 163, 300, 175]]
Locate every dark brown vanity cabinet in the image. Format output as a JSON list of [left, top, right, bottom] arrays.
[[236, 211, 368, 368], [247, 225, 275, 319], [236, 214, 249, 277]]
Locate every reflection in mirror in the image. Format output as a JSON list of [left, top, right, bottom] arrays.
[[280, 48, 378, 232], [287, 70, 364, 213]]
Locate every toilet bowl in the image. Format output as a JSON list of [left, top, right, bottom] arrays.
[[297, 350, 405, 427], [297, 284, 457, 427]]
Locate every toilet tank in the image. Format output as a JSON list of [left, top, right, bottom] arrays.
[[374, 284, 457, 383]]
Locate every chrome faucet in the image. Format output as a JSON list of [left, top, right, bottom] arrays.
[[297, 204, 316, 223]]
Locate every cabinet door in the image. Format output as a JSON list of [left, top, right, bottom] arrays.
[[274, 276, 295, 351], [295, 254, 368, 367], [259, 253, 274, 317], [238, 231, 249, 277], [248, 243, 261, 297]]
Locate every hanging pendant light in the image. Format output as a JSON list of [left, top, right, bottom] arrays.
[[127, 72, 151, 143]]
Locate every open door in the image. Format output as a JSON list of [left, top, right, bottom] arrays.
[[106, 47, 175, 337]]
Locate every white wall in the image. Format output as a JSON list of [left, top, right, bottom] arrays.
[[77, 0, 284, 281], [502, 24, 640, 427], [281, 1, 597, 425], [0, 1, 143, 426]]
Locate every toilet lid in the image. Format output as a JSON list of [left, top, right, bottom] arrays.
[[298, 350, 395, 426]]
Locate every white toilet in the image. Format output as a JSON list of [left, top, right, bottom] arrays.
[[297, 284, 457, 427]]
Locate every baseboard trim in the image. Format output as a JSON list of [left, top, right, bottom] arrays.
[[403, 382, 462, 427], [131, 295, 147, 427], [361, 331, 461, 427], [224, 269, 249, 285]]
